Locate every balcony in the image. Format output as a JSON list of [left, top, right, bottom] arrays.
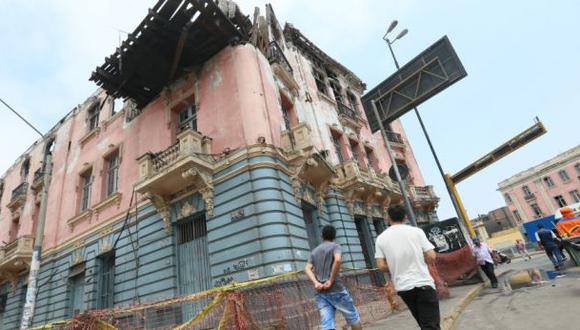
[[7, 182, 28, 211], [337, 102, 362, 133], [267, 41, 299, 95], [281, 123, 314, 157], [334, 161, 401, 215], [31, 168, 45, 191], [410, 185, 440, 209], [524, 193, 536, 201], [385, 131, 405, 148], [136, 128, 214, 198], [267, 41, 292, 75], [0, 236, 34, 283]]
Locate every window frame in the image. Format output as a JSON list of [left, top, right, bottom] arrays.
[[558, 169, 570, 182], [543, 176, 555, 187], [88, 105, 100, 131], [97, 252, 115, 309], [312, 68, 328, 96], [80, 169, 93, 212], [177, 104, 197, 132], [554, 195, 567, 207], [522, 185, 532, 197], [504, 193, 512, 203], [512, 210, 522, 222], [570, 190, 580, 203], [530, 203, 543, 218], [106, 152, 120, 197], [331, 132, 344, 164]]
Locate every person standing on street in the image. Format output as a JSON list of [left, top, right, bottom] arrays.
[[305, 225, 362, 330], [472, 237, 498, 288], [375, 205, 440, 330], [515, 239, 532, 261], [535, 224, 565, 270]]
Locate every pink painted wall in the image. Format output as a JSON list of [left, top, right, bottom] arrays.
[[502, 161, 580, 222], [0, 44, 287, 252]]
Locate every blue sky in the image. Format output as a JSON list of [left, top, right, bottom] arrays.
[[1, 1, 578, 220]]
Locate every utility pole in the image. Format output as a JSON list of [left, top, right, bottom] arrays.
[[371, 102, 418, 226], [20, 153, 52, 329]]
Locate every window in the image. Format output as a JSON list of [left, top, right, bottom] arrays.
[[373, 218, 387, 236], [329, 80, 343, 104], [68, 271, 86, 317], [88, 105, 100, 131], [347, 91, 358, 109], [80, 169, 92, 211], [522, 185, 532, 197], [558, 170, 570, 183], [301, 204, 321, 250], [365, 148, 376, 170], [331, 134, 344, 164], [312, 69, 327, 95], [570, 190, 580, 203], [21, 158, 30, 182], [178, 105, 197, 131], [554, 195, 567, 207], [504, 193, 512, 204], [97, 252, 115, 309], [106, 152, 119, 197], [0, 293, 7, 313], [512, 210, 522, 223], [348, 141, 360, 165], [530, 203, 543, 218], [543, 176, 555, 187]]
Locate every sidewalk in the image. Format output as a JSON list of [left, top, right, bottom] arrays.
[[366, 283, 482, 330]]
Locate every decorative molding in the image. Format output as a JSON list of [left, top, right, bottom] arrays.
[[146, 193, 171, 233], [67, 209, 94, 232], [93, 192, 122, 218], [79, 127, 101, 147], [200, 187, 214, 217]]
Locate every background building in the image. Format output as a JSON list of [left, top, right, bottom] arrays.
[[0, 2, 438, 328], [472, 206, 518, 236], [498, 145, 580, 223]]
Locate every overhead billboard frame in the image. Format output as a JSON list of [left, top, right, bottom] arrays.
[[362, 36, 467, 132]]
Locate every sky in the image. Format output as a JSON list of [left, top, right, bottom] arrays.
[[1, 0, 578, 220]]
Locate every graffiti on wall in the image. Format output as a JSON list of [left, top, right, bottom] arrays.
[[421, 218, 467, 253]]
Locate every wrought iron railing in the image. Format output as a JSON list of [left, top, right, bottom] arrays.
[[267, 41, 293, 75], [11, 182, 28, 201], [385, 131, 404, 144], [152, 142, 181, 172], [337, 102, 358, 121]]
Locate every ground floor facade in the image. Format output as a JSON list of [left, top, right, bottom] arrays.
[[0, 149, 420, 329]]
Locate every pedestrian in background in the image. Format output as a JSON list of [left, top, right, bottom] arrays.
[[304, 225, 362, 330], [375, 205, 440, 330], [515, 239, 532, 261], [535, 224, 565, 270], [472, 237, 498, 288]]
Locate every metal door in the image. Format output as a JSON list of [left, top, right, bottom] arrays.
[[355, 216, 375, 269], [302, 205, 321, 249], [176, 215, 211, 320], [69, 273, 85, 317]]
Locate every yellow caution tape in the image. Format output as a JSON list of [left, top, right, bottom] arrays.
[[172, 291, 226, 330]]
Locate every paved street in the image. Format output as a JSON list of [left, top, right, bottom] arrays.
[[454, 254, 580, 329]]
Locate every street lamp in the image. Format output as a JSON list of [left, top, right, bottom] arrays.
[[383, 21, 466, 225]]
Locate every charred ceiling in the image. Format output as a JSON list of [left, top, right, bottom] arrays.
[[90, 0, 251, 108], [283, 24, 366, 93]]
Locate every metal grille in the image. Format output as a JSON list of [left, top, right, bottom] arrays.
[[372, 218, 387, 236], [355, 217, 375, 269], [301, 206, 320, 250], [98, 253, 115, 309], [69, 272, 86, 317]]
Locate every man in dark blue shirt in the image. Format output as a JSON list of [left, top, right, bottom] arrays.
[[535, 224, 565, 270]]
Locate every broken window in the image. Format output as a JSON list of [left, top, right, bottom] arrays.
[[312, 68, 328, 95], [331, 132, 344, 164], [80, 169, 93, 211], [178, 105, 197, 132], [88, 105, 100, 131], [329, 80, 343, 104]]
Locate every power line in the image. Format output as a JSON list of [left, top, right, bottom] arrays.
[[0, 97, 44, 137]]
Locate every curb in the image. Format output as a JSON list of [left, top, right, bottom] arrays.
[[441, 269, 511, 330]]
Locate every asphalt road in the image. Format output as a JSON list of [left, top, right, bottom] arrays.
[[454, 253, 580, 330]]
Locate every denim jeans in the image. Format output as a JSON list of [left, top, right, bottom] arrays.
[[315, 288, 360, 330], [545, 245, 564, 267]]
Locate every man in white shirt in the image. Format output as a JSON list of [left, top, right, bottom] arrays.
[[471, 237, 498, 288], [375, 205, 440, 330]]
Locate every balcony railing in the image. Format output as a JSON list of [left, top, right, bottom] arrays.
[[281, 123, 313, 154], [152, 142, 181, 173], [32, 168, 45, 190], [385, 131, 404, 145], [8, 182, 28, 210], [337, 102, 358, 121], [411, 185, 439, 206], [0, 236, 34, 279], [267, 41, 293, 75]]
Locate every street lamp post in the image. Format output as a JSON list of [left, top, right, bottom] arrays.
[[383, 21, 466, 224]]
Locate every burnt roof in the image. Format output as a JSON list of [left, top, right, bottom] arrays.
[[283, 24, 365, 92], [90, 0, 251, 108]]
